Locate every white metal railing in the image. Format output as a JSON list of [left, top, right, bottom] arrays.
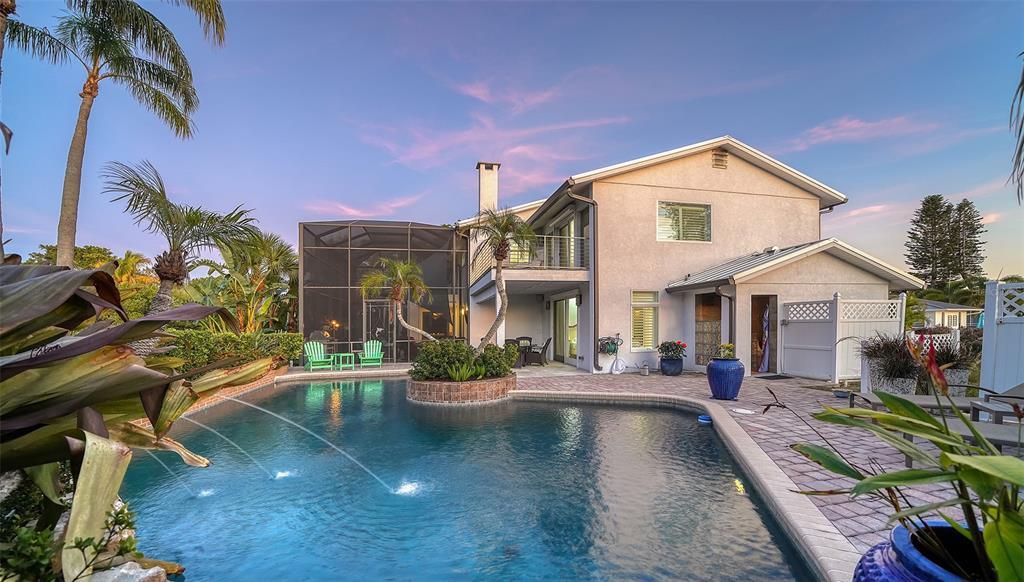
[[470, 235, 589, 284]]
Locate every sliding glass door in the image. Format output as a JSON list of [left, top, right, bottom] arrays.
[[552, 298, 578, 363]]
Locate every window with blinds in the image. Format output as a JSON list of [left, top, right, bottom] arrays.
[[631, 291, 659, 350], [657, 202, 711, 242]]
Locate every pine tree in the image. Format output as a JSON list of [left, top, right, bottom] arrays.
[[950, 198, 986, 280], [905, 195, 954, 287]]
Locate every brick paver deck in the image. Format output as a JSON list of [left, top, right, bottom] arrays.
[[515, 372, 960, 554]]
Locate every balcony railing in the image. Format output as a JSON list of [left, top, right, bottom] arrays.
[[470, 235, 589, 284]]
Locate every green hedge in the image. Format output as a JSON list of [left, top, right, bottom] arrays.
[[169, 329, 303, 372], [410, 340, 518, 381]]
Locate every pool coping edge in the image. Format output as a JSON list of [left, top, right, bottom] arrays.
[[510, 389, 859, 582]]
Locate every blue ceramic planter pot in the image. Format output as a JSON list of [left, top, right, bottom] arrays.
[[707, 358, 744, 400], [659, 358, 683, 376], [854, 522, 966, 582]]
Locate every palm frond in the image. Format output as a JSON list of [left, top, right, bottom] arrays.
[[6, 19, 79, 66], [116, 77, 195, 138], [105, 56, 198, 113], [1012, 50, 1024, 204], [67, 0, 226, 46], [76, 0, 192, 79], [471, 208, 536, 261]]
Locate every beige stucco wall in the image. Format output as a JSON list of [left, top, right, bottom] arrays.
[[733, 252, 890, 375], [593, 149, 826, 370]]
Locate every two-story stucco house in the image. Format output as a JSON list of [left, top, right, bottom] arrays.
[[298, 136, 923, 376], [459, 136, 923, 375]]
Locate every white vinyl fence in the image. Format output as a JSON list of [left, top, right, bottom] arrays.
[[780, 293, 906, 382], [980, 281, 1024, 393]]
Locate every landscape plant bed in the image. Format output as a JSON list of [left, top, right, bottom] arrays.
[[407, 375, 517, 404]]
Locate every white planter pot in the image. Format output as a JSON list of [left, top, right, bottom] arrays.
[[944, 368, 970, 397], [867, 358, 917, 395]]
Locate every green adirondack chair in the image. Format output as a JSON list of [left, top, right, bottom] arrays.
[[359, 340, 383, 368], [303, 341, 333, 371]]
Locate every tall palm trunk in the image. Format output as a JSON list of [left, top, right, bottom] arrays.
[[56, 79, 98, 267], [149, 277, 176, 314], [393, 299, 436, 342], [0, 0, 15, 261], [477, 260, 506, 350]]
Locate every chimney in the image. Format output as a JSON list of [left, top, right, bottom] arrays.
[[476, 161, 500, 213]]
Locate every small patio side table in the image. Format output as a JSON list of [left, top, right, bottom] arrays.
[[332, 353, 355, 371]]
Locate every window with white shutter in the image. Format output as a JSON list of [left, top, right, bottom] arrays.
[[657, 202, 711, 242], [631, 291, 659, 350]]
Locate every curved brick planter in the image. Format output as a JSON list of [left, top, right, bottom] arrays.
[[407, 375, 516, 404]]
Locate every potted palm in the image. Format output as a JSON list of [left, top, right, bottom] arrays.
[[657, 340, 687, 376], [792, 338, 1024, 582], [707, 343, 744, 400]]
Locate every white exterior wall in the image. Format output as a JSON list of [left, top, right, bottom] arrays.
[[593, 150, 823, 371], [734, 253, 891, 376]]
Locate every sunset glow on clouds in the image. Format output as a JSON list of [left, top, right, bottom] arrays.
[[4, 1, 1021, 274]]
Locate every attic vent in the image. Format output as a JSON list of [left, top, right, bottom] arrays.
[[712, 149, 728, 169]]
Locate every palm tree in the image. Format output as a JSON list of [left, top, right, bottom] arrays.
[[196, 232, 298, 333], [472, 208, 536, 350], [112, 249, 152, 284], [6, 0, 226, 267], [922, 279, 980, 307], [359, 258, 437, 342], [103, 160, 258, 314]]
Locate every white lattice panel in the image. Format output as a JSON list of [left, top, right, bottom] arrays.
[[916, 333, 956, 352], [841, 301, 900, 321], [785, 301, 832, 321], [1000, 284, 1024, 320]]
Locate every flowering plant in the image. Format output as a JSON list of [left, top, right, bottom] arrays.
[[787, 336, 1024, 581], [716, 343, 736, 359], [657, 340, 687, 359]]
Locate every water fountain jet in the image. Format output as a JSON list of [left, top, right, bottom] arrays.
[[144, 450, 197, 497], [179, 416, 276, 479], [217, 396, 394, 493]]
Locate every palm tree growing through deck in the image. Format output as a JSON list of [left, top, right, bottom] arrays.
[[472, 208, 536, 351], [5, 0, 226, 267], [103, 160, 258, 314], [359, 258, 437, 342]]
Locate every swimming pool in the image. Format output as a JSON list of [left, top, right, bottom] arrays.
[[121, 379, 813, 580]]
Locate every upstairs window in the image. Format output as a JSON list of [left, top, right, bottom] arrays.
[[657, 202, 711, 242], [631, 291, 659, 351]]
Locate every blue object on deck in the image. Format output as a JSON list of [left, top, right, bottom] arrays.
[[697, 414, 712, 424]]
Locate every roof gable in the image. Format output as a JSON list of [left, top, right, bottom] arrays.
[[566, 136, 848, 209], [666, 238, 924, 292]]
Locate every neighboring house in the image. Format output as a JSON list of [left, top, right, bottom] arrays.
[[297, 136, 925, 375], [920, 299, 983, 328], [462, 136, 923, 375]]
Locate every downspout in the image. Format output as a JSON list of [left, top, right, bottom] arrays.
[[566, 184, 601, 371], [715, 284, 735, 346]]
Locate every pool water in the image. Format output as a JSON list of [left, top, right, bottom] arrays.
[[121, 380, 813, 581]]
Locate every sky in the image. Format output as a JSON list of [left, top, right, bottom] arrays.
[[3, 1, 1023, 276]]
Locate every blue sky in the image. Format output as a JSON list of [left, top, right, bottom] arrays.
[[4, 1, 1022, 275]]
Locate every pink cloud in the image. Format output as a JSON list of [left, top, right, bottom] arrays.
[[359, 113, 629, 168], [981, 212, 1003, 225], [781, 115, 940, 153], [453, 81, 560, 113], [304, 194, 424, 219], [956, 177, 1008, 200], [845, 204, 891, 218]]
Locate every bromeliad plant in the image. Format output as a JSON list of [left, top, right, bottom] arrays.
[[790, 337, 1024, 581], [0, 265, 271, 580], [657, 340, 687, 360]]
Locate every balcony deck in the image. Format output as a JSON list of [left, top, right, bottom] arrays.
[[469, 235, 589, 295]]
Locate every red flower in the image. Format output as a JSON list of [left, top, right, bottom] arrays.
[[675, 340, 682, 345], [682, 343, 687, 348]]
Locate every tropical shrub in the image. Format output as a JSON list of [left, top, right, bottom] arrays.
[[792, 338, 1024, 581], [476, 343, 520, 378], [0, 265, 272, 579], [860, 334, 919, 379], [657, 340, 687, 359], [169, 329, 303, 371], [410, 340, 517, 381], [717, 343, 736, 359]]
